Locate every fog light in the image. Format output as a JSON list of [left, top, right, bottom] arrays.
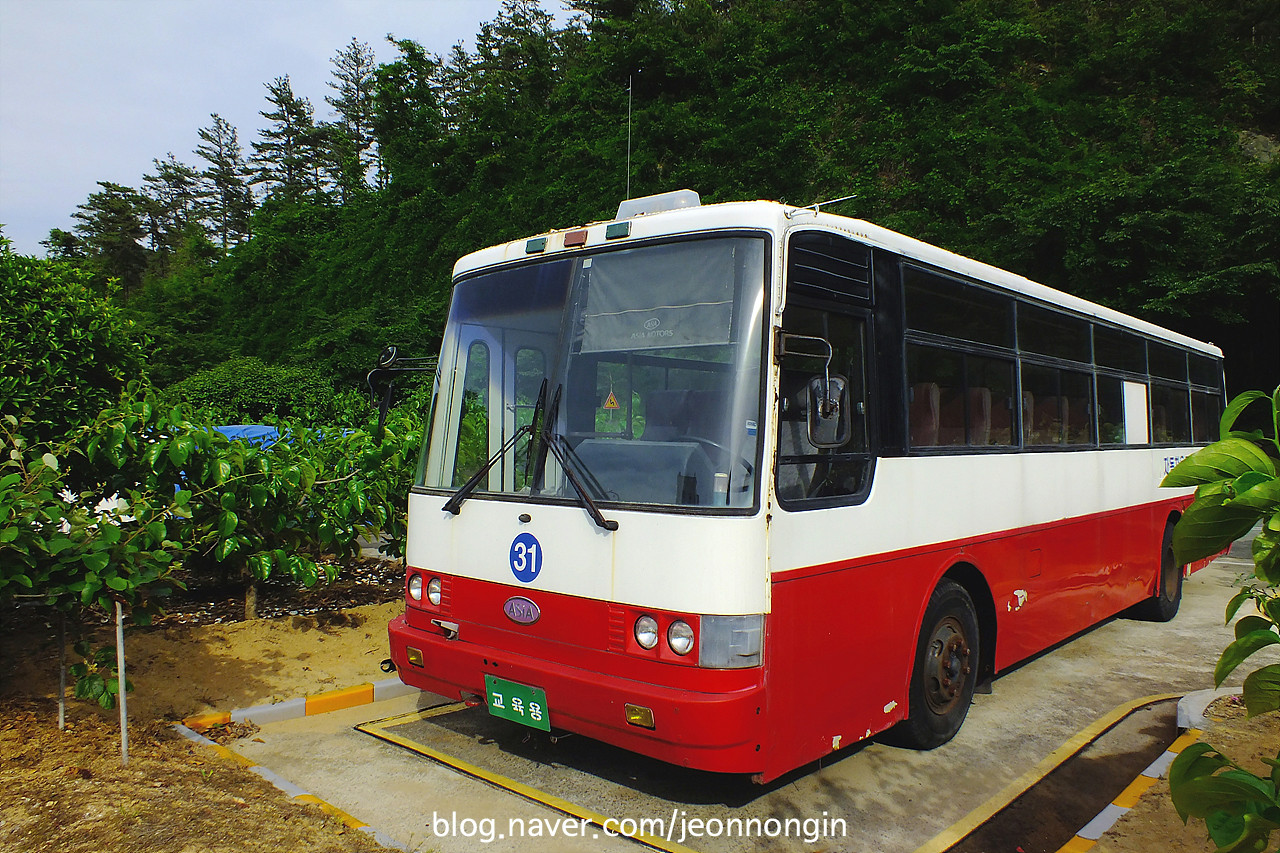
[[407, 574, 423, 601], [668, 620, 695, 655], [427, 577, 442, 606], [625, 703, 655, 729], [634, 615, 659, 649], [405, 646, 424, 667]]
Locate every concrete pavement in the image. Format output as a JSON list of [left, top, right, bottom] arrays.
[[221, 544, 1252, 853]]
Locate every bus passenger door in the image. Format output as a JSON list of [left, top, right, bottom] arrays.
[[499, 333, 553, 492], [438, 325, 498, 490]]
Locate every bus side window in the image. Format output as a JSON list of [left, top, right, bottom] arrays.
[[1097, 375, 1126, 444], [451, 341, 491, 487], [776, 305, 871, 505], [907, 345, 1015, 448]]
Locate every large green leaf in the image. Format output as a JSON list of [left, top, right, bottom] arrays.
[[1237, 616, 1275, 639], [1242, 665, 1280, 717], [1220, 391, 1269, 439], [1171, 743, 1235, 820], [1254, 521, 1280, 586], [1163, 439, 1276, 488], [1173, 491, 1264, 566], [218, 510, 238, 538], [1228, 478, 1280, 514], [81, 551, 110, 573], [1223, 591, 1254, 625], [1175, 773, 1276, 820], [1216, 630, 1280, 687]]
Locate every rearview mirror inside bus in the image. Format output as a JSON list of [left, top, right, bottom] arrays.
[[807, 374, 851, 448]]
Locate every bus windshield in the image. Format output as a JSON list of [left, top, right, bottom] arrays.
[[419, 236, 768, 512]]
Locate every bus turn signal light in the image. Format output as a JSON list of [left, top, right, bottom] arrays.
[[625, 704, 655, 729]]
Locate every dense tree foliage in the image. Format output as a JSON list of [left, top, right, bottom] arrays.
[[0, 242, 148, 448], [45, 0, 1280, 400]]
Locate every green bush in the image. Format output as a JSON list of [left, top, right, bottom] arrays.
[[163, 356, 341, 423], [0, 241, 148, 448]]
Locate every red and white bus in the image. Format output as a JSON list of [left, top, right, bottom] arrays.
[[387, 190, 1224, 782]]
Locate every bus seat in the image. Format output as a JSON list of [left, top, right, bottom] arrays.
[[1066, 396, 1091, 443], [1152, 405, 1168, 442], [1021, 391, 1035, 444], [642, 390, 690, 441], [969, 387, 992, 446], [936, 388, 960, 446], [989, 394, 1014, 445], [686, 389, 729, 439], [1032, 396, 1067, 444], [910, 383, 940, 447]]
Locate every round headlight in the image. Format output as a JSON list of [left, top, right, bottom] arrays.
[[407, 574, 423, 601], [634, 615, 659, 650], [426, 577, 442, 606], [668, 620, 695, 656]]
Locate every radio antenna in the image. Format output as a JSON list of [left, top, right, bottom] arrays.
[[626, 75, 633, 198]]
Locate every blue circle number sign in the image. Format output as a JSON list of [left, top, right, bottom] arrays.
[[509, 532, 543, 583]]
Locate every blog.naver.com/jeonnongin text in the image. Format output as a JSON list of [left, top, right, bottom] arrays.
[[430, 810, 848, 846]]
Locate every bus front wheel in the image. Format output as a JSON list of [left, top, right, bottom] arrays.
[[891, 579, 980, 750]]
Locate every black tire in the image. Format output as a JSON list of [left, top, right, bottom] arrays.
[[1130, 521, 1182, 622], [890, 579, 979, 750]]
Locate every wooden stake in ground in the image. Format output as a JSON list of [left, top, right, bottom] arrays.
[[115, 600, 128, 765], [58, 610, 66, 731]]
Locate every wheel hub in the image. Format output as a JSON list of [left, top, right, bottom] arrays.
[[925, 616, 972, 715]]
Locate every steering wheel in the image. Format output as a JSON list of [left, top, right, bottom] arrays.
[[678, 435, 754, 493]]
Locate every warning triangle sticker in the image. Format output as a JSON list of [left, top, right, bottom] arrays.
[[603, 391, 620, 410]]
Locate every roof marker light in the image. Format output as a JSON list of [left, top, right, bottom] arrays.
[[563, 229, 588, 247], [605, 222, 631, 240], [526, 237, 547, 254]]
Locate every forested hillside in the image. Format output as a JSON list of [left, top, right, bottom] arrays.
[[35, 0, 1280, 399]]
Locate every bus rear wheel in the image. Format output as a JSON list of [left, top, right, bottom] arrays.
[[1130, 521, 1182, 623], [891, 580, 979, 750]]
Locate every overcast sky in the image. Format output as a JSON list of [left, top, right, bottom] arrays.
[[0, 0, 573, 256]]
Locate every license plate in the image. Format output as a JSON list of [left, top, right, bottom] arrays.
[[484, 675, 550, 731]]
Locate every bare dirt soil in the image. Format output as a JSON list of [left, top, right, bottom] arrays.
[[1, 560, 1276, 853], [1, 562, 404, 853]]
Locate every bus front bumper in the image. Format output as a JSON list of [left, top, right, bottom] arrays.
[[388, 614, 766, 774]]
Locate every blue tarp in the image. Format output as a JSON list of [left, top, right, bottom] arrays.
[[213, 425, 280, 446]]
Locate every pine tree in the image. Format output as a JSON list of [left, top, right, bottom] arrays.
[[195, 114, 254, 250], [325, 38, 379, 196], [71, 181, 150, 297], [254, 76, 322, 201], [142, 153, 203, 270]]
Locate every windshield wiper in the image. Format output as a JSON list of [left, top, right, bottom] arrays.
[[442, 406, 536, 517], [538, 385, 619, 532], [445, 382, 617, 532]]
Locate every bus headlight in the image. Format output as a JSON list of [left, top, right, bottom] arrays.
[[426, 577, 442, 606], [634, 615, 659, 649], [699, 615, 763, 668], [667, 620, 695, 656], [408, 574, 423, 601]]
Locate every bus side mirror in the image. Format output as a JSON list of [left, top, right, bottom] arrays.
[[807, 374, 851, 448]]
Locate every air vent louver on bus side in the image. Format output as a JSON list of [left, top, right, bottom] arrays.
[[788, 233, 873, 305]]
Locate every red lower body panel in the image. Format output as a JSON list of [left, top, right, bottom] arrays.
[[760, 497, 1192, 780], [388, 604, 766, 773], [391, 497, 1194, 782]]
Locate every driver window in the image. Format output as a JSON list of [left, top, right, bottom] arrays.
[[776, 305, 872, 505]]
